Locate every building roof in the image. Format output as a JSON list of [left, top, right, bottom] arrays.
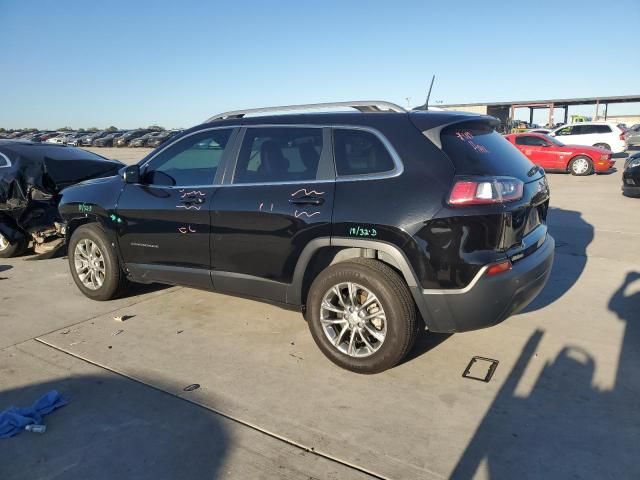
[[440, 95, 640, 108]]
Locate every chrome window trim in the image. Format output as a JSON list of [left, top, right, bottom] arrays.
[[138, 123, 404, 188], [0, 152, 11, 168], [229, 123, 403, 186], [330, 125, 404, 182]]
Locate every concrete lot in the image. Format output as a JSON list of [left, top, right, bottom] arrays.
[[1, 148, 639, 479]]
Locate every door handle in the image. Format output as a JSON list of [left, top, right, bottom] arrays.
[[289, 197, 324, 206], [180, 197, 205, 205]]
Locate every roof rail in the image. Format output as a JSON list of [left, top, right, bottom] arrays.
[[206, 101, 406, 122]]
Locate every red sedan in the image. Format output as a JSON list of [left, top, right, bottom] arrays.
[[504, 133, 615, 176]]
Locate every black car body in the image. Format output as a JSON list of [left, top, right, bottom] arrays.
[[58, 101, 554, 373], [0, 141, 122, 258], [622, 152, 640, 197]]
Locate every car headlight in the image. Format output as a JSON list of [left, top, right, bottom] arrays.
[[600, 154, 609, 160], [628, 158, 640, 169]]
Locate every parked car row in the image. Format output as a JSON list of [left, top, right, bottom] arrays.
[[0, 129, 182, 148]]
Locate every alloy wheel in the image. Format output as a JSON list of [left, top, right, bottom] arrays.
[[572, 158, 590, 175], [320, 282, 387, 357], [0, 233, 9, 251], [74, 239, 106, 290]]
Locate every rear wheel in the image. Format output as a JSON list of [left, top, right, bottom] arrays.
[[306, 258, 419, 374], [593, 143, 611, 151], [0, 232, 27, 258], [569, 155, 593, 176], [68, 224, 128, 300]]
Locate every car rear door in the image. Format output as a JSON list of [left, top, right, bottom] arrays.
[[211, 125, 334, 303], [116, 127, 237, 289]]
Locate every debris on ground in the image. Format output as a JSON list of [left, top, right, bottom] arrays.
[[113, 315, 134, 322], [24, 424, 46, 433], [176, 330, 184, 334], [183, 384, 200, 392], [0, 390, 68, 438], [111, 329, 124, 336]]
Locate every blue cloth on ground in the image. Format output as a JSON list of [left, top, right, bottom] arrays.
[[0, 390, 69, 438]]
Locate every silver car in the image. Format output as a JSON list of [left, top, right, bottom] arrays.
[[624, 124, 640, 147]]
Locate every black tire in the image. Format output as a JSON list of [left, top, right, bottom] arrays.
[[568, 155, 593, 176], [0, 233, 28, 258], [306, 258, 418, 374], [68, 224, 128, 301], [593, 143, 611, 151]]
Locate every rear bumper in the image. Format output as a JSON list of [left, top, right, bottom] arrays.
[[415, 234, 555, 333]]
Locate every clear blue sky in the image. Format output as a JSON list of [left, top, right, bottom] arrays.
[[1, 0, 638, 129]]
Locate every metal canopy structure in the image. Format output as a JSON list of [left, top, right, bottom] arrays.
[[440, 95, 640, 125]]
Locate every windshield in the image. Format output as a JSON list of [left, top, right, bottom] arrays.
[[544, 135, 564, 146]]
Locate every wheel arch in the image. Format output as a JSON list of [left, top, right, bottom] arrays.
[[288, 237, 433, 327]]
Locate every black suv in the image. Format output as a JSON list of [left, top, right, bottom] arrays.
[[59, 101, 554, 373]]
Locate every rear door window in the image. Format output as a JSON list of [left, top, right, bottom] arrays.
[[333, 129, 395, 176], [441, 121, 537, 181], [233, 127, 323, 184], [594, 125, 612, 133]]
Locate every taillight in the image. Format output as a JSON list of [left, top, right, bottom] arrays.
[[486, 260, 512, 276], [448, 177, 524, 206]]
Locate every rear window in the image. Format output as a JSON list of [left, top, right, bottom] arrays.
[[441, 122, 537, 181]]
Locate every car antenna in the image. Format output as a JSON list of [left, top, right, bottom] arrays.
[[414, 75, 435, 111], [425, 74, 435, 111]]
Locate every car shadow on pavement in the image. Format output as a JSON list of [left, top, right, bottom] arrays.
[[523, 206, 593, 313], [450, 273, 640, 479], [0, 264, 12, 273], [0, 374, 229, 480], [403, 331, 452, 365]]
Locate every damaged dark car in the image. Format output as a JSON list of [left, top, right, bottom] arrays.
[[0, 140, 123, 258]]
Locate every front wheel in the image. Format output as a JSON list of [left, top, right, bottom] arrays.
[[0, 232, 27, 258], [307, 258, 419, 374], [569, 155, 593, 176], [68, 224, 128, 300]]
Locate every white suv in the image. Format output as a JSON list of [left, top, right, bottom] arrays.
[[549, 122, 626, 153]]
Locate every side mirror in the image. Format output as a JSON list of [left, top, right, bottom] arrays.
[[123, 165, 140, 184]]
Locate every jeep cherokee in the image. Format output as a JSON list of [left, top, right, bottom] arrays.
[[58, 101, 554, 373]]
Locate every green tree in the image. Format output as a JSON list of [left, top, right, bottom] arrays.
[[106, 125, 118, 132], [148, 125, 164, 131]]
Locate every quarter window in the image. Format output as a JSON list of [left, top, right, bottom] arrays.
[[233, 127, 323, 184], [144, 129, 232, 186], [333, 129, 395, 176]]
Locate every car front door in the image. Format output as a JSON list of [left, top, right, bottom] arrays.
[[211, 126, 334, 303], [116, 127, 237, 289]]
